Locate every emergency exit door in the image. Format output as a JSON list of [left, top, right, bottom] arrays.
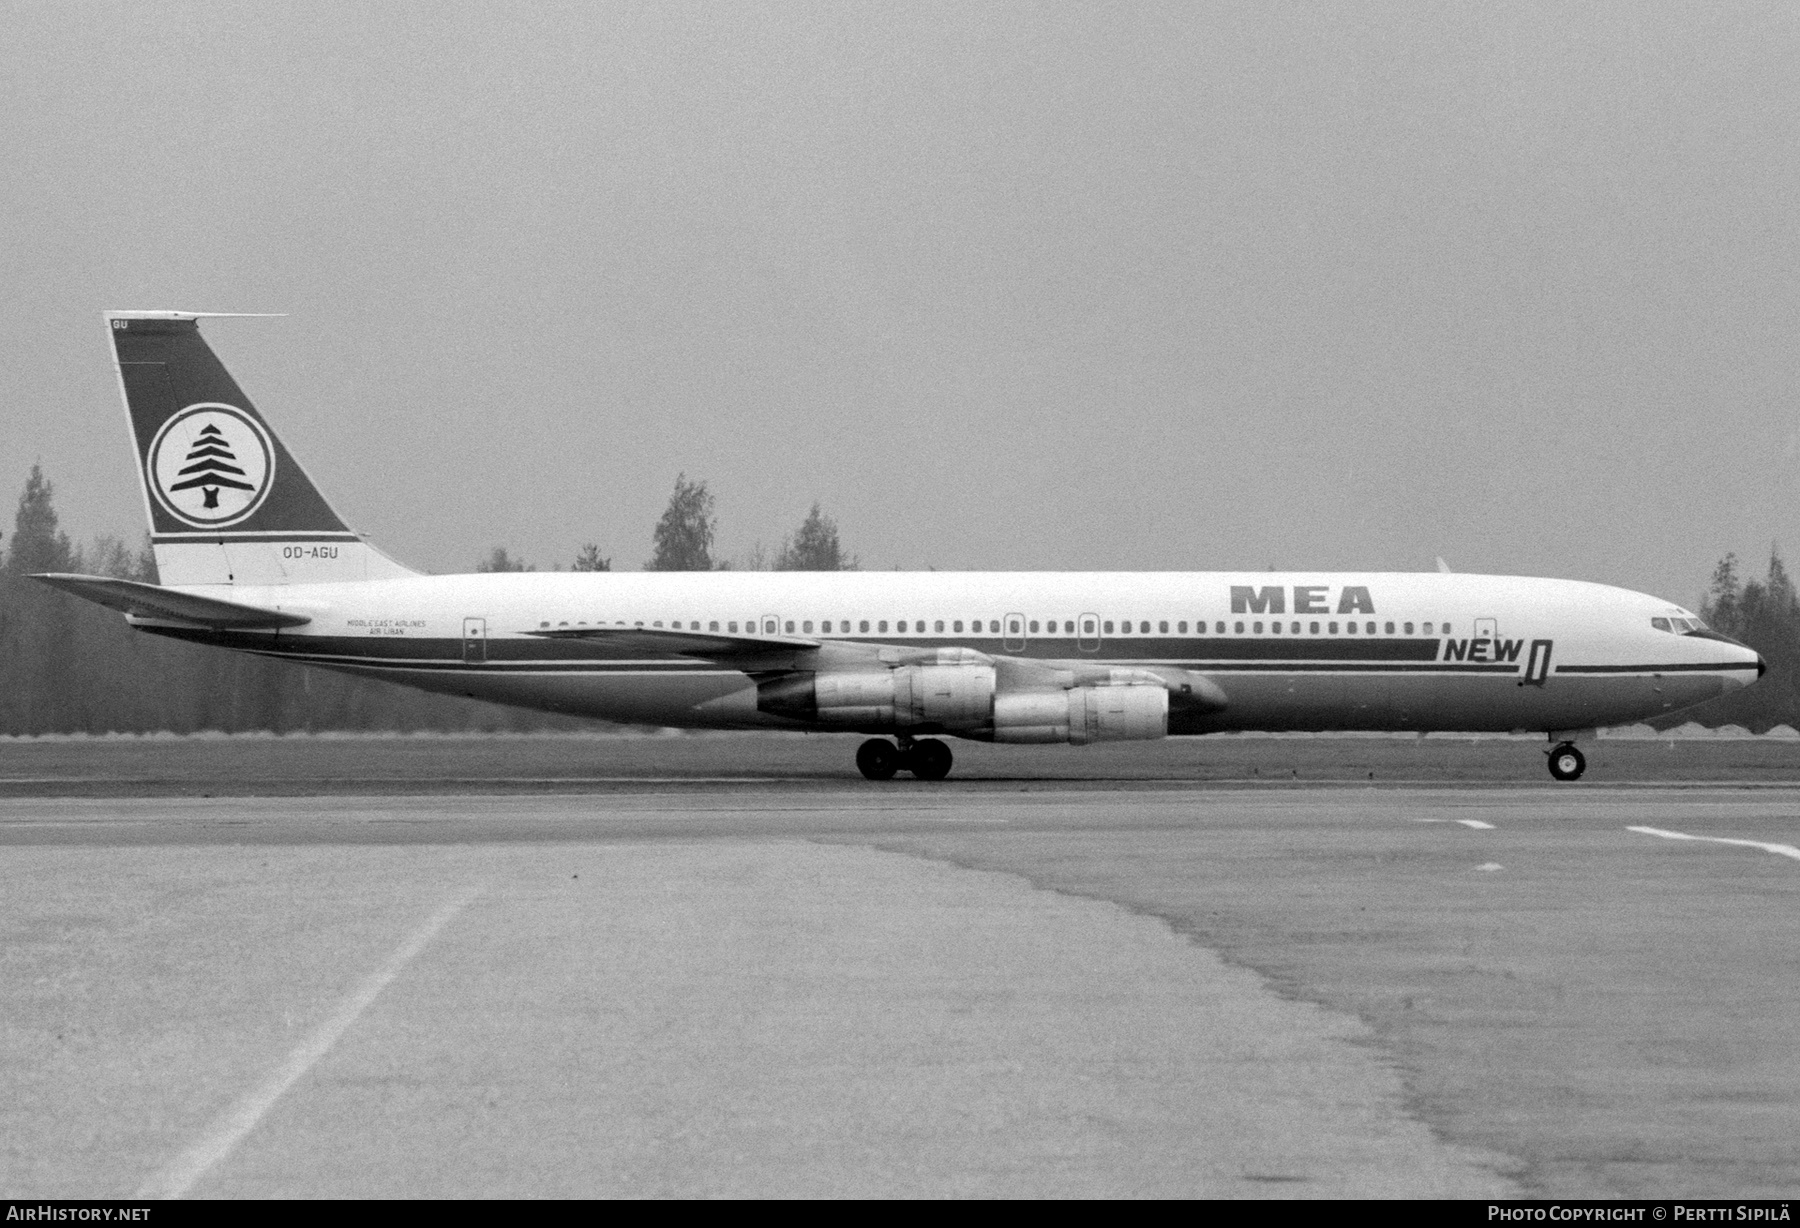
[[1003, 613, 1027, 652]]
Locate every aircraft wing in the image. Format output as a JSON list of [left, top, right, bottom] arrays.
[[526, 624, 822, 656], [30, 573, 312, 629]]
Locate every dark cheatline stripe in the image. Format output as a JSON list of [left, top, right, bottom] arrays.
[[139, 627, 1750, 678], [1560, 662, 1760, 674], [151, 531, 363, 543], [1196, 661, 1519, 674], [139, 629, 1502, 676]]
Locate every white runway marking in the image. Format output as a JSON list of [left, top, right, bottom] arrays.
[[1627, 826, 1800, 862], [1415, 819, 1495, 830], [136, 884, 483, 1199]]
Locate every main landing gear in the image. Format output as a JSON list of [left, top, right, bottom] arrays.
[[1547, 742, 1587, 782], [856, 737, 953, 782]]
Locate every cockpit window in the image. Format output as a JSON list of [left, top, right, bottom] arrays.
[[1651, 617, 1671, 632], [1653, 615, 1710, 634]]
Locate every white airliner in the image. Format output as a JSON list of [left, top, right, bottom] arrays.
[[35, 311, 1764, 782]]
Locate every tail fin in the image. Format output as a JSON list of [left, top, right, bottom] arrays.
[[106, 311, 415, 586]]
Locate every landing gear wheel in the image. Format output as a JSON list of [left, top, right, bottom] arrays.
[[856, 739, 899, 781], [1548, 743, 1586, 782], [908, 738, 953, 781]]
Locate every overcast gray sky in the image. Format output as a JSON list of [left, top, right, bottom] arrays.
[[3, 1, 1797, 602]]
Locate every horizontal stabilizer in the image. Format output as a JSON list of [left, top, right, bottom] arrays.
[[527, 624, 819, 656], [31, 574, 311, 629]]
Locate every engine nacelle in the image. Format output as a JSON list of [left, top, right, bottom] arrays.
[[758, 664, 997, 731], [992, 684, 1168, 745]]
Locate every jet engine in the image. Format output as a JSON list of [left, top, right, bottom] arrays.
[[759, 661, 1171, 744], [990, 683, 1168, 744], [757, 663, 997, 731]]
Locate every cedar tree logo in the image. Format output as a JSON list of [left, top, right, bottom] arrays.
[[148, 404, 275, 528]]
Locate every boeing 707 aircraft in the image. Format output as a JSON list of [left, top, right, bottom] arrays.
[[33, 311, 1765, 781]]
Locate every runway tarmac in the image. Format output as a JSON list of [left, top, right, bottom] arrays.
[[3, 783, 1798, 1198]]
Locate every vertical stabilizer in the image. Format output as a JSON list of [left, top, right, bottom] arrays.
[[106, 311, 415, 586]]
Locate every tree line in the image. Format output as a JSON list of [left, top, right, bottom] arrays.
[[5, 462, 1791, 735], [0, 467, 857, 735], [476, 474, 857, 574], [1677, 551, 1800, 731]]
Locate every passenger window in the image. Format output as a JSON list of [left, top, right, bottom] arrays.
[[653, 621, 663, 628], [1010, 619, 1021, 634], [1423, 622, 1433, 635], [1346, 622, 1357, 634], [1254, 621, 1264, 634], [821, 621, 831, 633], [1103, 621, 1114, 634], [860, 620, 870, 633], [1271, 622, 1281, 634], [1328, 621, 1339, 634], [1651, 617, 1671, 632], [1083, 619, 1096, 634], [1403, 622, 1413, 634], [728, 622, 738, 633], [802, 621, 813, 633], [1177, 621, 1187, 633], [1137, 621, 1147, 634], [1158, 621, 1168, 634], [953, 620, 963, 632], [709, 621, 719, 632], [1309, 621, 1319, 634], [1365, 622, 1374, 634], [1234, 621, 1245, 634], [1384, 621, 1394, 634], [897, 621, 907, 633], [878, 621, 888, 633], [1442, 624, 1452, 635], [785, 620, 795, 633], [986, 620, 996, 633], [1029, 620, 1039, 633]]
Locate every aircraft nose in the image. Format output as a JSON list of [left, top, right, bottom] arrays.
[[1758, 655, 1768, 679]]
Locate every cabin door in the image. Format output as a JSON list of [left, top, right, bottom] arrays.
[[1003, 613, 1027, 652], [462, 617, 487, 664], [1077, 613, 1101, 653]]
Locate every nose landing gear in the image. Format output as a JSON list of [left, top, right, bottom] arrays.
[[855, 737, 954, 781], [1547, 742, 1586, 782]]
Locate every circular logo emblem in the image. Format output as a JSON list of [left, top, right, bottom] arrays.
[[147, 404, 276, 528]]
